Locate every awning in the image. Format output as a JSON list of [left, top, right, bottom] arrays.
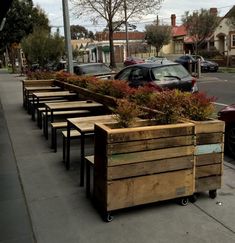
[[102, 46, 110, 53]]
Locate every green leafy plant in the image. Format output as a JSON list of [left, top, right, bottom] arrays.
[[146, 90, 185, 124], [181, 92, 216, 121], [113, 99, 142, 128]]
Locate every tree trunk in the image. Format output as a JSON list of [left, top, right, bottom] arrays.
[[108, 25, 116, 69]]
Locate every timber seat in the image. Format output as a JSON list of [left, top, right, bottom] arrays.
[[62, 130, 81, 162], [85, 155, 94, 198], [51, 121, 67, 152]]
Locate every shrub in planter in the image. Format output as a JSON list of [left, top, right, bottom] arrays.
[[112, 99, 142, 128], [26, 70, 56, 80]]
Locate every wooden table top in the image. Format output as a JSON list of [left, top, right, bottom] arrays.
[[68, 115, 115, 133], [25, 86, 61, 91], [45, 100, 103, 110], [32, 91, 77, 98]]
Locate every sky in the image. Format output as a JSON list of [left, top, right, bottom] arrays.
[[33, 0, 235, 34]]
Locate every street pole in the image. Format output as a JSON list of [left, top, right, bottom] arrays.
[[124, 0, 129, 58], [62, 0, 73, 74]]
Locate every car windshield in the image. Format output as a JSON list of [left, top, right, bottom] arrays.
[[152, 64, 190, 81], [81, 64, 112, 74]]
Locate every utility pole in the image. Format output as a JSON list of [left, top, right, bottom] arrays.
[[62, 0, 73, 74], [124, 0, 129, 58]]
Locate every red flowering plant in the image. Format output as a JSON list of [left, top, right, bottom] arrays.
[[108, 80, 135, 98], [55, 71, 72, 81], [180, 92, 217, 121], [26, 70, 56, 80], [145, 90, 185, 124]]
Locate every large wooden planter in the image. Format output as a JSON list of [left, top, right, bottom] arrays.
[[93, 120, 195, 220], [193, 119, 225, 198]]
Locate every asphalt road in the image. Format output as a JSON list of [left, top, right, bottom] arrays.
[[198, 72, 235, 109]]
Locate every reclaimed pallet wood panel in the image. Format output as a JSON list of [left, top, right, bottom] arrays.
[[106, 169, 194, 211], [196, 176, 221, 192], [94, 121, 196, 213], [107, 155, 194, 180], [107, 145, 194, 166], [193, 119, 225, 193], [195, 153, 223, 166], [195, 164, 222, 178]]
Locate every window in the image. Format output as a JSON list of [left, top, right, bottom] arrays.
[[231, 34, 235, 48]]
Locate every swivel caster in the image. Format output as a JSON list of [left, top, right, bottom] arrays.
[[179, 197, 189, 206], [189, 194, 198, 203], [209, 190, 217, 199], [103, 212, 114, 222]]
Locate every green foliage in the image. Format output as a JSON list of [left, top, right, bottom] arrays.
[[21, 29, 64, 68], [0, 0, 49, 49], [70, 25, 94, 40], [145, 24, 171, 55], [180, 92, 216, 121], [146, 90, 184, 124], [113, 99, 142, 128]]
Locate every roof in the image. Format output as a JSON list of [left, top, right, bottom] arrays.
[[172, 25, 187, 37]]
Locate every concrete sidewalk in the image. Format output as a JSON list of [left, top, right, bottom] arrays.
[[0, 69, 235, 243]]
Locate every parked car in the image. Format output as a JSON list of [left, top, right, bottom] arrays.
[[218, 104, 235, 158], [192, 55, 219, 72], [114, 62, 198, 92], [73, 63, 114, 79], [124, 56, 145, 66], [174, 55, 197, 72], [145, 56, 169, 64]]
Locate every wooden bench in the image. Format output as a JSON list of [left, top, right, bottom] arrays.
[[42, 110, 90, 138], [51, 122, 67, 151], [22, 79, 55, 108], [85, 155, 94, 198], [62, 130, 81, 162]]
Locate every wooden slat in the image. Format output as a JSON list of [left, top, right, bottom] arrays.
[[196, 133, 224, 145], [107, 135, 194, 155], [195, 144, 223, 155], [196, 176, 221, 192], [106, 169, 194, 211], [194, 120, 225, 134], [107, 145, 194, 166], [102, 123, 195, 143], [196, 153, 223, 166], [107, 155, 194, 180], [195, 164, 222, 178]]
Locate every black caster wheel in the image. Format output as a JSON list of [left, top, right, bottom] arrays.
[[104, 213, 114, 222], [179, 197, 189, 206], [189, 194, 198, 203], [209, 190, 217, 199]]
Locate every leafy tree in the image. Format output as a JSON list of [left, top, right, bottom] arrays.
[[71, 0, 163, 68], [145, 22, 171, 56], [182, 8, 219, 54], [0, 0, 49, 72], [21, 28, 64, 68], [71, 25, 88, 39]]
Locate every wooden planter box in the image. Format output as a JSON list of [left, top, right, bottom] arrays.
[[193, 119, 225, 198], [93, 120, 195, 220]]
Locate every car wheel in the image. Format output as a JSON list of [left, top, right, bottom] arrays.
[[225, 125, 235, 158]]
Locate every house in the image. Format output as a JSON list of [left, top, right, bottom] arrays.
[[213, 5, 235, 65], [87, 31, 146, 63]]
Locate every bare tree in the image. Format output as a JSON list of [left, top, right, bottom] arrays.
[[71, 0, 163, 68], [145, 22, 171, 56], [182, 9, 219, 54]]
